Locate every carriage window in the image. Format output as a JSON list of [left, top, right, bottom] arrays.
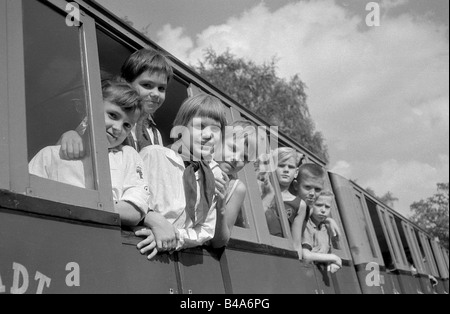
[[354, 195, 378, 258], [418, 232, 440, 277], [96, 28, 134, 79], [442, 248, 449, 269], [155, 77, 189, 145], [388, 214, 408, 266], [255, 136, 289, 238], [24, 0, 96, 190], [378, 211, 399, 267], [400, 221, 426, 274], [369, 204, 396, 268]]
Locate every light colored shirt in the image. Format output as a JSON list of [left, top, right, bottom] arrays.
[[302, 218, 331, 254], [140, 145, 218, 250], [29, 145, 150, 216]]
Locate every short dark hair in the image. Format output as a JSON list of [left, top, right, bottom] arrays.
[[121, 49, 173, 84], [298, 163, 325, 182], [102, 80, 142, 115]]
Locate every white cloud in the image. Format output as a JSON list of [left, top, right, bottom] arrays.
[[362, 155, 449, 217], [331, 160, 353, 179], [156, 24, 194, 62], [155, 0, 449, 215], [380, 0, 410, 11]]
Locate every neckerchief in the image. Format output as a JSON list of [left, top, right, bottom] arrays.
[[174, 140, 215, 225], [125, 114, 160, 151]]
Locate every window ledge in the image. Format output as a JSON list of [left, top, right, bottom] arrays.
[[0, 189, 120, 227]]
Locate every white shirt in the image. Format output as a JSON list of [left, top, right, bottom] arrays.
[[140, 145, 218, 250], [29, 145, 150, 216]]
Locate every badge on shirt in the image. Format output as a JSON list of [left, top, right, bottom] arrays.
[[136, 166, 144, 180]]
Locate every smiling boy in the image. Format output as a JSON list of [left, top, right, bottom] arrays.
[[29, 80, 149, 227]]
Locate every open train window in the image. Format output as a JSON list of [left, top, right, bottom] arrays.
[[430, 240, 449, 279], [96, 27, 135, 80], [229, 111, 296, 250], [7, 0, 112, 210], [323, 174, 352, 261], [353, 193, 379, 260], [255, 132, 295, 245], [401, 221, 427, 275], [25, 0, 94, 182], [219, 108, 260, 243], [367, 202, 396, 269], [441, 247, 449, 270], [366, 201, 409, 271], [417, 231, 440, 278], [386, 212, 409, 270], [96, 26, 189, 147]]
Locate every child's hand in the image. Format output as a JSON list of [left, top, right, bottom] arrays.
[[258, 173, 274, 198], [135, 228, 158, 260], [215, 171, 229, 200], [143, 212, 179, 252], [59, 130, 85, 160], [327, 263, 341, 274], [325, 218, 342, 239], [330, 254, 342, 268]]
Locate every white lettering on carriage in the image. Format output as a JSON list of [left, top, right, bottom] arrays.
[[10, 263, 29, 294], [0, 262, 81, 294], [35, 272, 51, 295]]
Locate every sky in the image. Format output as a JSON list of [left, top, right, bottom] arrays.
[[96, 0, 449, 217]]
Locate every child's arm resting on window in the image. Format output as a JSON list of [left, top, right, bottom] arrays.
[[302, 246, 342, 267], [325, 217, 342, 239], [58, 117, 87, 160], [140, 211, 179, 252], [134, 228, 158, 260], [176, 199, 218, 251], [59, 130, 84, 160], [115, 201, 145, 227]]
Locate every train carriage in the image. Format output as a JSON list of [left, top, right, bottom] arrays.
[[0, 0, 448, 295]]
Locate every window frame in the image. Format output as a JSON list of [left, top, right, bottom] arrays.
[[7, 0, 114, 212], [418, 231, 440, 278], [0, 0, 9, 191], [441, 247, 449, 270], [223, 107, 260, 244], [353, 189, 383, 264], [430, 240, 449, 279], [323, 174, 352, 261], [401, 221, 427, 275], [376, 206, 409, 271], [234, 112, 296, 251]]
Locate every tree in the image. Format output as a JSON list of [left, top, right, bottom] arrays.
[[410, 183, 449, 250], [194, 49, 329, 163]]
